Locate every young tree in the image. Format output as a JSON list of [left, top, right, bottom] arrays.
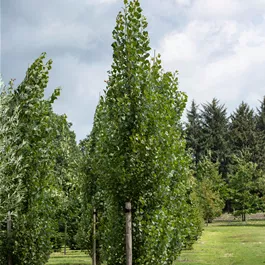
[[0, 77, 27, 265], [78, 100, 106, 265], [196, 157, 225, 224], [0, 77, 24, 224], [51, 115, 81, 252], [229, 153, 264, 221], [0, 53, 67, 265], [84, 1, 202, 264]]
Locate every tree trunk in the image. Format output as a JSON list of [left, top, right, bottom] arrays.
[[242, 212, 246, 222], [125, 202, 132, 265], [64, 222, 67, 255], [7, 212, 12, 265], [93, 208, 97, 265]]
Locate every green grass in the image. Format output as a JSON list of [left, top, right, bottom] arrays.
[[46, 249, 91, 265], [175, 219, 265, 265], [47, 218, 265, 265]]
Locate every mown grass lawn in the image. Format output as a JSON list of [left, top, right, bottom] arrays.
[[46, 249, 91, 265], [47, 218, 265, 265], [175, 219, 265, 265]]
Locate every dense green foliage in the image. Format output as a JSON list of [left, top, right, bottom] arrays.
[[52, 116, 81, 251], [0, 54, 78, 265], [80, 1, 202, 264], [200, 99, 230, 178], [0, 77, 24, 223], [228, 153, 265, 220], [196, 157, 225, 223], [229, 102, 257, 159]]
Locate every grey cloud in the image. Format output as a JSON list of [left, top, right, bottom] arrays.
[[2, 0, 185, 142], [2, 0, 265, 142], [1, 0, 122, 142]]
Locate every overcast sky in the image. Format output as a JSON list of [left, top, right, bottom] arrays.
[[1, 0, 265, 142]]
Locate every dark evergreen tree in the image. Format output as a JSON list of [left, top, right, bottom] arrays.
[[186, 100, 203, 168], [200, 98, 230, 179], [229, 102, 257, 162], [256, 97, 265, 170]]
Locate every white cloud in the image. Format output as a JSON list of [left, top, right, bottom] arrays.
[[159, 32, 197, 62], [191, 0, 242, 19], [189, 0, 265, 21], [158, 17, 265, 111], [175, 0, 191, 6]]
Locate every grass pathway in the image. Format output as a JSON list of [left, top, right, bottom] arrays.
[[175, 220, 265, 265]]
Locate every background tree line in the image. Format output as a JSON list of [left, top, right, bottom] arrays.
[[186, 98, 265, 221]]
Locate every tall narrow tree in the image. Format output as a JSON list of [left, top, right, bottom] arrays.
[[186, 100, 203, 168], [256, 97, 265, 170], [0, 53, 67, 265], [85, 1, 202, 264]]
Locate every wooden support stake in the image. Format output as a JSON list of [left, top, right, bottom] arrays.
[[7, 211, 12, 265], [64, 223, 67, 255], [92, 208, 97, 265], [125, 202, 132, 265]]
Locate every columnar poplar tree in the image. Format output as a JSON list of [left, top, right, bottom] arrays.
[[87, 1, 202, 264], [0, 78, 27, 265], [0, 78, 28, 264], [0, 53, 66, 265], [78, 99, 106, 264], [51, 114, 81, 251], [0, 77, 24, 224]]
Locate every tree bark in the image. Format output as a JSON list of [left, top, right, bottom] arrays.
[[125, 202, 132, 265], [93, 208, 97, 265], [7, 212, 12, 265], [64, 222, 67, 255], [242, 212, 246, 222]]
